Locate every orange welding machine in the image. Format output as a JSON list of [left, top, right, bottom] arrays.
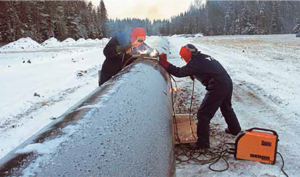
[[234, 128, 279, 164]]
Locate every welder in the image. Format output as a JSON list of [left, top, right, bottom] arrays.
[[99, 28, 146, 86], [159, 44, 242, 149]]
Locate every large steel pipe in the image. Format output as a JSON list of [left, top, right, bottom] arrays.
[[0, 59, 175, 177]]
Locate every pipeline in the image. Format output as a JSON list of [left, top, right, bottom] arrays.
[[0, 59, 175, 177]]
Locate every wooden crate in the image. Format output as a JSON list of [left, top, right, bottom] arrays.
[[173, 114, 197, 144]]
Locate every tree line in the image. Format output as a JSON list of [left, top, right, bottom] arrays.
[[109, 0, 300, 36], [0, 0, 108, 44], [1, 0, 300, 44]]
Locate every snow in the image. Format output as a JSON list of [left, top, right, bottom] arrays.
[[0, 37, 44, 51], [168, 34, 300, 176], [1, 35, 300, 176], [42, 37, 60, 47], [16, 137, 67, 155], [76, 38, 87, 44], [0, 37, 108, 160], [60, 38, 76, 46], [195, 33, 204, 37]]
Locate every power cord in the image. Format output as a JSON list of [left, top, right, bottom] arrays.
[[170, 76, 232, 172], [277, 152, 289, 177], [169, 76, 289, 176], [188, 79, 197, 140]]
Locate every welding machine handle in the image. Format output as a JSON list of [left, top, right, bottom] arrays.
[[247, 127, 278, 136]]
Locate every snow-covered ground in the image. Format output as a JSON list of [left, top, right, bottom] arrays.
[[170, 34, 300, 176], [1, 34, 300, 176], [0, 38, 108, 159]]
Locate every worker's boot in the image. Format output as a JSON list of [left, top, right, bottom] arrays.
[[225, 128, 240, 136]]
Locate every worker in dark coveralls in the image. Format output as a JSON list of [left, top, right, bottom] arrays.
[[159, 44, 242, 149], [99, 28, 146, 86]]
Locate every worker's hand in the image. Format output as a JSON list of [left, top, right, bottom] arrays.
[[116, 44, 132, 54], [159, 53, 170, 69]]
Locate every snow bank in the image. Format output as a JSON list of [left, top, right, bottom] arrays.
[[76, 38, 87, 44], [60, 38, 76, 46], [195, 33, 204, 37], [0, 37, 44, 51], [42, 37, 108, 47], [42, 37, 60, 47], [42, 37, 107, 48], [101, 38, 110, 43], [171, 34, 181, 38], [86, 39, 96, 43]]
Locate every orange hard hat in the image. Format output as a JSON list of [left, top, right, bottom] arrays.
[[131, 28, 146, 46], [179, 44, 198, 63]]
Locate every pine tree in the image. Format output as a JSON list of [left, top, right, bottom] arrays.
[[99, 0, 108, 38], [223, 2, 233, 35], [293, 18, 300, 33], [271, 1, 280, 34], [6, 1, 22, 42], [38, 1, 52, 41], [0, 2, 9, 43], [53, 1, 67, 41]]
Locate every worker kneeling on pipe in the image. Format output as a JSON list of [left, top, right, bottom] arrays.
[[159, 44, 242, 150], [99, 28, 146, 86]]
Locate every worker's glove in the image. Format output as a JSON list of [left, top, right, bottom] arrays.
[[159, 53, 170, 69], [116, 44, 132, 54]]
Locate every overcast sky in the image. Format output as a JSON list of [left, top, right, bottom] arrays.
[[91, 0, 195, 20]]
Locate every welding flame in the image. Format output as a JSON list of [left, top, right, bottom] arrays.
[[169, 87, 179, 93], [173, 87, 178, 92], [130, 42, 159, 59], [138, 49, 149, 54], [150, 49, 159, 58]]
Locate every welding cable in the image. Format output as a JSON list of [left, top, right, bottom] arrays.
[[188, 79, 197, 140], [170, 75, 233, 171], [277, 152, 288, 177], [208, 150, 230, 172], [170, 75, 181, 144], [171, 76, 197, 142], [171, 79, 194, 163], [170, 75, 223, 165], [170, 76, 196, 163]]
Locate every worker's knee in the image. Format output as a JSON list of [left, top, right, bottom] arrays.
[[197, 113, 212, 124]]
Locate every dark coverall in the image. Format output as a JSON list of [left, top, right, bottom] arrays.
[[167, 52, 241, 146], [100, 37, 132, 85]]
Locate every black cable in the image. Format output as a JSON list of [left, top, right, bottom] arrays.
[[208, 150, 230, 172], [277, 152, 288, 177], [170, 76, 197, 162], [172, 80, 287, 175], [170, 75, 232, 172], [170, 75, 181, 144], [188, 80, 197, 140]]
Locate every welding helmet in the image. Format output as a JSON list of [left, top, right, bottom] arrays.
[[179, 44, 198, 63], [131, 28, 146, 47]]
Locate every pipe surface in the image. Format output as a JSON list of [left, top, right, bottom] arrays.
[[0, 59, 175, 177]]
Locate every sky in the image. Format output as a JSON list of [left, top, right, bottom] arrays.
[[91, 0, 195, 20]]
